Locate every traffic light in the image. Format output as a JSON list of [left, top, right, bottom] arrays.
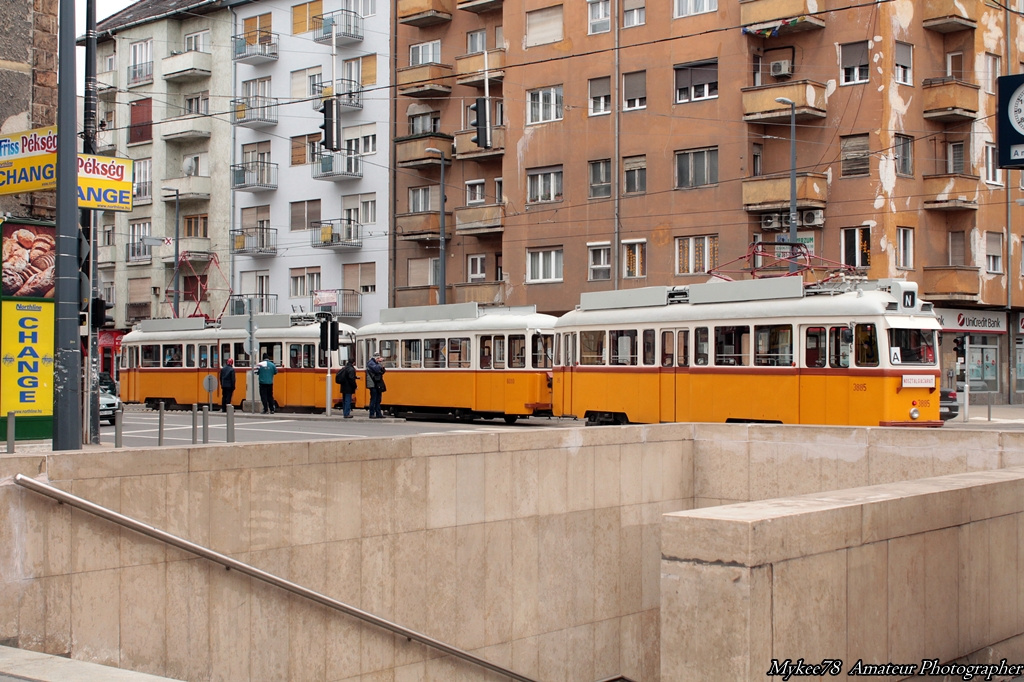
[[319, 318, 330, 349], [90, 297, 114, 330], [78, 227, 91, 312], [330, 321, 340, 351], [469, 97, 490, 149], [319, 97, 340, 152]]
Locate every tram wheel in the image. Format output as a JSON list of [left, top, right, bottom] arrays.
[[503, 415, 518, 424]]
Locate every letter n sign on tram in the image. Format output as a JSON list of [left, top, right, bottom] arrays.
[[998, 74, 1024, 168]]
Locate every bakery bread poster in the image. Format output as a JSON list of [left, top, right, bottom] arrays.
[[2, 222, 56, 298]]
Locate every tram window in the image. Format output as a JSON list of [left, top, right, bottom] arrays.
[[211, 345, 220, 368], [494, 336, 506, 369], [163, 344, 183, 367], [509, 335, 527, 368], [565, 333, 576, 366], [126, 347, 138, 369], [259, 343, 282, 365], [357, 340, 369, 368], [481, 336, 493, 368], [754, 325, 792, 366], [641, 330, 655, 365], [303, 344, 316, 368], [888, 328, 935, 365], [379, 340, 398, 367], [402, 339, 422, 368], [715, 326, 748, 366], [805, 328, 826, 368], [855, 324, 879, 367], [677, 329, 690, 367], [232, 343, 251, 367], [449, 338, 471, 368], [184, 345, 195, 368], [289, 344, 302, 368], [532, 334, 553, 369], [661, 331, 675, 366], [424, 338, 446, 368], [141, 345, 159, 367], [828, 327, 851, 368], [580, 330, 606, 365], [197, 345, 208, 368], [610, 330, 637, 365], [695, 328, 709, 365]]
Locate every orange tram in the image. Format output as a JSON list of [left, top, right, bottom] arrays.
[[551, 277, 943, 427]]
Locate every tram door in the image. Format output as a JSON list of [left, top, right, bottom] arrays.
[[555, 332, 576, 417], [659, 330, 678, 422]]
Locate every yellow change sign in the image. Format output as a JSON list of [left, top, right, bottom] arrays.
[[0, 300, 54, 418]]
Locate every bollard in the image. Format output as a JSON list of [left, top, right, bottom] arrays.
[[6, 412, 13, 454], [158, 402, 165, 446], [192, 404, 198, 445], [988, 403, 992, 422], [226, 405, 235, 443], [114, 407, 123, 448], [202, 406, 209, 444]]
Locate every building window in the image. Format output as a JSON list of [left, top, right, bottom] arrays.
[[133, 158, 152, 200], [985, 143, 1003, 184], [841, 226, 870, 267], [128, 39, 153, 85], [495, 178, 503, 203], [624, 155, 646, 193], [410, 40, 441, 66], [588, 0, 610, 34], [291, 66, 322, 100], [675, 61, 718, 103], [949, 231, 965, 266], [841, 42, 869, 85], [589, 159, 611, 198], [946, 51, 964, 79], [467, 29, 486, 54], [290, 200, 321, 230], [752, 143, 763, 177], [527, 166, 563, 203], [102, 222, 115, 247], [589, 77, 611, 115], [184, 29, 210, 52], [623, 71, 646, 110], [588, 243, 611, 280], [623, 241, 646, 278], [675, 147, 718, 188], [185, 91, 209, 115], [526, 5, 563, 47], [468, 254, 486, 281], [897, 227, 914, 269], [894, 134, 913, 176], [128, 221, 152, 261], [409, 186, 432, 213], [527, 248, 563, 282], [466, 180, 486, 204], [128, 98, 152, 144], [408, 258, 440, 287], [895, 42, 912, 85], [241, 205, 270, 230], [409, 112, 440, 134], [676, 235, 718, 274], [986, 232, 1003, 272], [360, 0, 376, 16], [675, 0, 716, 18], [948, 141, 965, 174], [290, 267, 321, 297], [623, 0, 645, 26], [183, 214, 208, 238], [527, 85, 563, 124], [985, 53, 1001, 94], [840, 134, 870, 177], [291, 133, 320, 165]]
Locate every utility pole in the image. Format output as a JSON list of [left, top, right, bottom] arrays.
[[84, 0, 100, 444]]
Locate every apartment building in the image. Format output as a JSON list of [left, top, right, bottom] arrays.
[[395, 0, 1024, 401], [230, 0, 390, 324]]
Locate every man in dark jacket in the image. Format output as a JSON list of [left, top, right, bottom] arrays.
[[336, 358, 357, 418], [366, 354, 386, 418], [219, 358, 236, 411]]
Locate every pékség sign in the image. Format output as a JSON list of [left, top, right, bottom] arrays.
[[0, 126, 133, 211]]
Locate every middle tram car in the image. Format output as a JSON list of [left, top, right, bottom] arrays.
[[354, 302, 557, 422]]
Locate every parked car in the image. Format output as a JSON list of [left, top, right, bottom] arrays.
[[98, 372, 117, 395], [98, 387, 121, 425], [939, 388, 959, 421]]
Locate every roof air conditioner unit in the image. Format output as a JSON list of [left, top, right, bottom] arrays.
[[801, 209, 824, 227], [770, 60, 793, 78], [780, 212, 793, 229], [761, 213, 781, 231]]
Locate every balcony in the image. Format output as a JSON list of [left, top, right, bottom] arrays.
[[455, 49, 505, 87], [125, 302, 152, 324], [397, 63, 454, 97], [923, 0, 977, 32], [161, 239, 213, 266], [453, 281, 504, 305], [739, 0, 825, 35], [161, 114, 212, 142], [457, 0, 502, 13], [312, 10, 363, 46], [921, 174, 980, 210], [742, 172, 827, 212], [395, 134, 453, 168], [310, 219, 363, 248], [127, 61, 153, 87], [310, 289, 362, 317], [94, 129, 117, 154], [454, 126, 504, 160], [230, 227, 277, 256], [395, 286, 447, 307], [312, 151, 362, 181], [162, 49, 212, 82], [126, 242, 152, 265], [231, 96, 278, 127], [922, 266, 981, 303], [454, 203, 504, 235], [312, 79, 362, 110], [228, 294, 277, 315], [232, 31, 279, 64], [741, 81, 827, 123], [395, 211, 452, 241], [922, 78, 978, 123], [133, 182, 152, 206], [97, 70, 117, 100], [231, 161, 278, 192], [97, 244, 116, 266], [398, 0, 453, 26], [161, 175, 211, 202]]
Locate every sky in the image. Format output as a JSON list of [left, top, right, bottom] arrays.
[[74, 0, 136, 94]]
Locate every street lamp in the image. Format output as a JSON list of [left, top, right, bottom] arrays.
[[423, 147, 447, 304], [161, 186, 181, 316], [775, 97, 798, 273]]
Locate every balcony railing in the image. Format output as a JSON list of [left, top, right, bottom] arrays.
[[454, 202, 504, 234], [457, 0, 503, 13], [310, 289, 362, 317], [230, 227, 278, 255], [232, 30, 280, 63], [311, 80, 362, 110], [452, 281, 504, 305], [395, 134, 453, 168], [742, 172, 828, 212], [741, 81, 828, 123], [312, 9, 363, 45], [739, 0, 825, 33], [126, 242, 152, 264], [97, 69, 117, 99], [312, 151, 362, 180], [228, 294, 277, 315], [454, 49, 505, 87], [921, 173, 980, 210], [922, 266, 981, 302], [310, 219, 362, 248], [396, 63, 454, 97], [922, 77, 979, 123], [133, 181, 152, 205], [231, 96, 279, 127], [127, 60, 153, 86], [923, 0, 978, 32], [398, 0, 453, 26], [231, 161, 278, 191], [161, 49, 212, 81], [125, 302, 152, 323], [453, 127, 504, 159]]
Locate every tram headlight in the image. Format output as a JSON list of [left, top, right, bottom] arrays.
[[909, 407, 920, 420]]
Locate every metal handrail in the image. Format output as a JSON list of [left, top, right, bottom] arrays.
[[13, 474, 538, 682]]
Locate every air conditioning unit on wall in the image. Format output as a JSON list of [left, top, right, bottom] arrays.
[[801, 209, 824, 227], [761, 213, 782, 231], [770, 60, 793, 78]]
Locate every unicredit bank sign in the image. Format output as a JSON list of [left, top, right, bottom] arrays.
[[934, 308, 1007, 334]]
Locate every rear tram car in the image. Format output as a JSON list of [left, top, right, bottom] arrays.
[[552, 277, 942, 427], [355, 302, 557, 422], [120, 314, 356, 410]]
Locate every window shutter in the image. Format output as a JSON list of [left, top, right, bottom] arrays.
[[623, 71, 645, 100], [408, 258, 429, 286], [526, 6, 563, 47], [590, 76, 610, 98], [841, 135, 870, 176], [291, 137, 307, 165], [949, 231, 965, 266], [343, 262, 358, 287], [623, 0, 644, 10], [309, 199, 321, 225], [986, 231, 1002, 258], [950, 142, 965, 173], [290, 70, 306, 98], [841, 41, 868, 68], [290, 201, 306, 230], [675, 67, 691, 91], [692, 62, 717, 85], [896, 42, 911, 66], [361, 54, 377, 85], [624, 155, 645, 171], [428, 184, 441, 211], [128, 277, 151, 302], [360, 262, 375, 284]]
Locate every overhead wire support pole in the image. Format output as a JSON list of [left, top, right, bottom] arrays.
[[84, 0, 100, 445]]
